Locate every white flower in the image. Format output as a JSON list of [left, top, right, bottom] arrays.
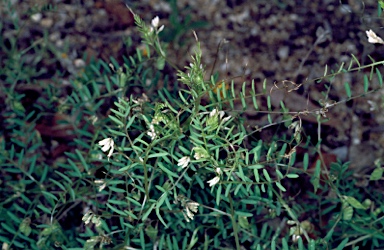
[[151, 16, 164, 34], [193, 147, 209, 160], [82, 211, 94, 225], [147, 124, 157, 140], [186, 201, 199, 213], [184, 207, 194, 222], [31, 13, 42, 22], [210, 109, 225, 118], [367, 100, 376, 111], [215, 167, 222, 175], [292, 234, 301, 243], [209, 108, 218, 117], [177, 156, 190, 168], [366, 30, 384, 44], [151, 16, 160, 28], [207, 176, 220, 187], [222, 115, 231, 123], [94, 179, 106, 192], [98, 138, 114, 159], [183, 202, 199, 222], [210, 108, 230, 121]]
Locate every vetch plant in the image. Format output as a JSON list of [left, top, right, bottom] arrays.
[[2, 4, 384, 250]]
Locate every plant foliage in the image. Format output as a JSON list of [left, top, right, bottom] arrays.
[[1, 2, 384, 250]]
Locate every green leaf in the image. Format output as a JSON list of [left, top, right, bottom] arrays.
[[271, 239, 276, 250], [235, 211, 253, 217], [286, 174, 299, 178], [2, 223, 17, 234], [142, 203, 156, 221], [324, 228, 334, 241], [19, 218, 32, 236], [49, 178, 66, 192], [108, 128, 126, 137], [37, 204, 52, 214], [42, 191, 58, 202], [344, 82, 351, 98], [310, 159, 321, 192], [40, 165, 49, 182], [156, 57, 165, 70], [216, 184, 222, 205], [106, 203, 127, 216], [110, 108, 125, 118], [108, 115, 124, 126], [158, 162, 178, 178], [275, 182, 286, 192], [282, 238, 289, 250], [148, 152, 169, 158], [263, 169, 271, 182], [67, 158, 82, 177], [54, 170, 73, 184], [370, 167, 383, 181], [267, 95, 272, 110], [238, 216, 250, 229], [156, 193, 168, 227], [376, 68, 383, 87], [76, 149, 89, 172], [108, 186, 126, 193], [336, 238, 349, 250], [343, 196, 368, 210], [363, 75, 369, 93], [342, 206, 353, 221]]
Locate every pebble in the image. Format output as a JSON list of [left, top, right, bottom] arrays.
[[40, 18, 53, 28], [277, 46, 289, 60]]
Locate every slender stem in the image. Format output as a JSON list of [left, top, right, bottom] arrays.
[[228, 193, 240, 250]]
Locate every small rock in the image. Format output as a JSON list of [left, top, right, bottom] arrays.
[[40, 18, 53, 28], [74, 59, 86, 68], [277, 46, 289, 60], [31, 13, 42, 22]]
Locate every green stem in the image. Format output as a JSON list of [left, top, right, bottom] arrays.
[[228, 193, 240, 250]]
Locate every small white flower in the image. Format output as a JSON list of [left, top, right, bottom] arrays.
[[367, 100, 376, 111], [186, 202, 199, 213], [193, 147, 209, 160], [74, 58, 85, 68], [151, 16, 160, 28], [151, 16, 164, 33], [215, 167, 222, 175], [207, 176, 220, 187], [147, 124, 157, 140], [183, 202, 199, 222], [194, 152, 202, 160], [82, 211, 94, 225], [177, 156, 190, 168], [31, 13, 42, 22], [210, 108, 218, 117], [292, 234, 301, 243], [222, 115, 231, 123], [94, 179, 106, 192], [366, 29, 384, 44], [98, 138, 114, 159], [184, 207, 194, 222], [147, 131, 156, 140]]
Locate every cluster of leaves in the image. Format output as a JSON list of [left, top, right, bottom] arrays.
[[1, 1, 384, 250]]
